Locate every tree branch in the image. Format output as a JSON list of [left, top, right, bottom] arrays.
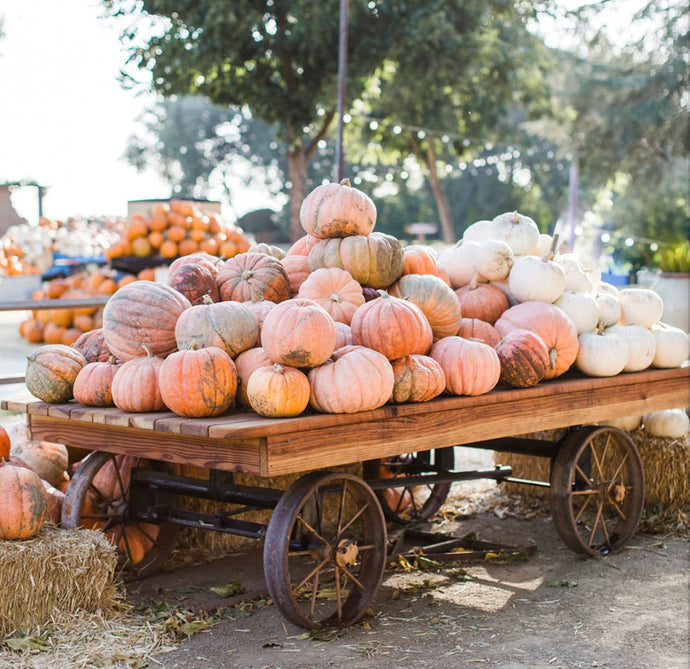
[[305, 109, 336, 158]]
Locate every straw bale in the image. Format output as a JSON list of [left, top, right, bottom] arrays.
[[0, 524, 119, 637]]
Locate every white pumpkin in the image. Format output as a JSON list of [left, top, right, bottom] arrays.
[[524, 233, 556, 257], [597, 281, 620, 297], [576, 330, 630, 377], [643, 409, 689, 439], [650, 322, 689, 368], [474, 240, 514, 282], [554, 291, 599, 334], [596, 293, 622, 329], [618, 288, 664, 328], [599, 415, 643, 432], [490, 211, 540, 255], [508, 255, 566, 304], [437, 240, 480, 289], [605, 324, 656, 372], [462, 219, 493, 242]]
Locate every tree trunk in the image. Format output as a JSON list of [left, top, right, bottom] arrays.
[[287, 145, 308, 243], [424, 141, 455, 244]]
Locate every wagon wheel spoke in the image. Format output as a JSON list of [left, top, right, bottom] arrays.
[[609, 498, 628, 522], [589, 443, 605, 482], [336, 481, 347, 536], [310, 570, 320, 619], [609, 453, 629, 486], [296, 514, 329, 546], [339, 501, 370, 535], [294, 558, 330, 594], [338, 563, 365, 591], [334, 565, 343, 622], [573, 494, 594, 524], [588, 500, 605, 547], [600, 433, 613, 466], [574, 464, 592, 486]]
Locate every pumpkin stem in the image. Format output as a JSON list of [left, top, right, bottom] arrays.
[[511, 210, 519, 225], [241, 270, 254, 280], [202, 293, 215, 305], [273, 363, 285, 374], [329, 293, 342, 303], [377, 289, 391, 299], [468, 273, 480, 290], [339, 178, 352, 187], [543, 233, 560, 262], [141, 343, 153, 358]]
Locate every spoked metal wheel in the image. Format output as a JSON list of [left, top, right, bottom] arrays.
[[263, 471, 387, 629], [550, 426, 645, 556], [363, 447, 455, 524], [62, 451, 179, 577]]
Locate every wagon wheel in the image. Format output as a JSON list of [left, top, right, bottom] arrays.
[[550, 426, 644, 556], [363, 447, 455, 524], [263, 471, 387, 629], [62, 451, 179, 578]]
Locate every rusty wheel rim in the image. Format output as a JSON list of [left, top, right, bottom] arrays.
[[264, 471, 387, 629]]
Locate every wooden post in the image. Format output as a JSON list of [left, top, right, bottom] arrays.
[[335, 0, 349, 182]]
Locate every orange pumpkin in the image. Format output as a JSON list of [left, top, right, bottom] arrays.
[[247, 363, 311, 417], [73, 358, 122, 407], [285, 234, 319, 256], [159, 345, 237, 417], [241, 299, 277, 340], [402, 245, 438, 276], [389, 273, 462, 340], [454, 278, 509, 325], [307, 345, 394, 414], [494, 301, 579, 380], [0, 426, 10, 460], [217, 252, 290, 303], [351, 291, 433, 361], [0, 463, 48, 540], [234, 347, 273, 408], [300, 178, 376, 239], [111, 349, 166, 412], [430, 336, 501, 396], [298, 267, 365, 325], [495, 329, 550, 388], [25, 344, 87, 403], [102, 280, 191, 361], [390, 354, 446, 404], [261, 298, 337, 368], [456, 318, 502, 347]]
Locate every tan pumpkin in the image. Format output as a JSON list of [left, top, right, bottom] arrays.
[[300, 178, 376, 238], [351, 291, 433, 360], [280, 255, 312, 297], [111, 347, 166, 412], [388, 273, 462, 340], [73, 357, 122, 407], [494, 301, 579, 379], [11, 440, 69, 488], [216, 252, 290, 303], [454, 276, 509, 325], [159, 345, 237, 417], [248, 242, 287, 259], [0, 462, 48, 540], [430, 336, 501, 396], [308, 232, 404, 289], [308, 345, 394, 414], [102, 280, 191, 361], [175, 295, 258, 358], [261, 298, 337, 368], [297, 267, 365, 325], [285, 234, 319, 256], [390, 354, 446, 404], [25, 344, 87, 403], [456, 318, 502, 347], [247, 363, 311, 417], [234, 347, 273, 408]]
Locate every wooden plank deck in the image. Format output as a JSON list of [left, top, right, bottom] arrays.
[[3, 367, 688, 477]]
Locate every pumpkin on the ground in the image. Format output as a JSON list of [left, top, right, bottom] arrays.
[[247, 363, 311, 417], [11, 441, 69, 488], [25, 344, 87, 403], [0, 462, 48, 540], [430, 336, 501, 396], [495, 329, 550, 388]]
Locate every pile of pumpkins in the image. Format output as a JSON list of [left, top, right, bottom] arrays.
[[23, 178, 689, 420], [17, 267, 155, 345], [104, 199, 252, 262], [0, 425, 71, 540]]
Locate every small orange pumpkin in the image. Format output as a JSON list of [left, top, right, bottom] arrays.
[[73, 357, 122, 407], [111, 347, 166, 412], [247, 363, 311, 417], [454, 276, 509, 325], [0, 462, 48, 540], [0, 426, 11, 460], [402, 245, 438, 276]]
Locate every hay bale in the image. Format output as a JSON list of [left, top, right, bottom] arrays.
[[0, 524, 119, 637], [173, 464, 363, 558]]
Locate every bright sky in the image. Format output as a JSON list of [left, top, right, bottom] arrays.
[[0, 0, 170, 222]]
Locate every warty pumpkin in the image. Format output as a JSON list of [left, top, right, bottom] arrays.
[[216, 252, 290, 303], [247, 363, 311, 417], [25, 344, 87, 403]]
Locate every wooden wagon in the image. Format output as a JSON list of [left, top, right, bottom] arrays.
[[2, 366, 688, 629]]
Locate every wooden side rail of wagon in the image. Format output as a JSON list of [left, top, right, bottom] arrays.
[[2, 366, 688, 630]]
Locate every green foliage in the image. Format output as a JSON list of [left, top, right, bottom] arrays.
[[657, 241, 690, 274]]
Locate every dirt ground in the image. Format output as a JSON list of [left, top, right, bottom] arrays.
[[1, 311, 688, 669]]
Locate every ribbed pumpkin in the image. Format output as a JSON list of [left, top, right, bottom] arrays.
[[454, 277, 509, 325], [73, 357, 122, 407], [298, 267, 365, 325], [248, 242, 286, 259], [351, 291, 433, 360], [175, 295, 258, 358], [430, 336, 501, 396], [300, 178, 376, 239], [102, 281, 191, 361], [281, 255, 311, 297], [494, 301, 579, 380], [234, 347, 273, 408], [390, 354, 446, 404], [456, 318, 502, 347], [261, 298, 337, 368], [285, 234, 319, 256], [308, 345, 394, 414], [25, 344, 87, 403], [402, 245, 438, 276], [0, 426, 10, 460], [495, 329, 550, 388], [308, 232, 404, 289], [241, 299, 277, 341], [11, 440, 69, 488], [111, 347, 166, 412], [159, 345, 237, 417], [247, 363, 311, 417], [168, 252, 221, 277], [167, 263, 220, 305], [389, 274, 462, 340], [0, 463, 48, 540], [216, 252, 290, 303], [71, 328, 113, 363], [334, 321, 353, 348]]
